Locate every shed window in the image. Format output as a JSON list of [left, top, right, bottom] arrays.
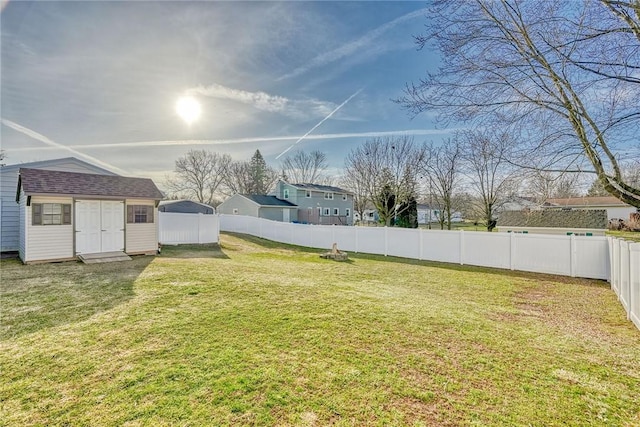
[[32, 203, 71, 225], [127, 205, 154, 224]]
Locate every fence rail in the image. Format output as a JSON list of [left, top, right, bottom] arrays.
[[158, 212, 219, 245], [219, 215, 639, 331]]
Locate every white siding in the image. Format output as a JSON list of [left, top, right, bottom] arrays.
[[23, 196, 74, 262], [607, 206, 636, 221], [125, 199, 158, 254], [1, 158, 116, 252]]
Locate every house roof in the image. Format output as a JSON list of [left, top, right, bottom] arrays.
[[545, 196, 628, 207], [158, 200, 215, 214], [286, 182, 352, 194], [1, 157, 117, 175], [18, 168, 164, 200], [497, 209, 608, 229], [242, 194, 297, 207]]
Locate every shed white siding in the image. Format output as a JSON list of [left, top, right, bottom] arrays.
[[18, 191, 26, 261], [125, 199, 158, 254], [22, 196, 74, 262], [1, 158, 116, 252]]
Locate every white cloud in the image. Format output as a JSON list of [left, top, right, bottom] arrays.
[[185, 83, 335, 120]]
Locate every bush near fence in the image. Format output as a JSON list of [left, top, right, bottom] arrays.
[[220, 215, 640, 332]]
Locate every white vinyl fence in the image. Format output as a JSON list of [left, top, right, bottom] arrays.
[[158, 212, 219, 245], [220, 215, 609, 279], [609, 238, 640, 330]]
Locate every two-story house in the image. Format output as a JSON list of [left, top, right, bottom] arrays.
[[271, 180, 354, 226]]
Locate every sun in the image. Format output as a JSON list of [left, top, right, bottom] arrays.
[[176, 96, 201, 124]]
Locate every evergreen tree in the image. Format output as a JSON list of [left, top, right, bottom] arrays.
[[248, 150, 277, 194]]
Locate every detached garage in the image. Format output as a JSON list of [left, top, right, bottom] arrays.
[[16, 168, 164, 264]]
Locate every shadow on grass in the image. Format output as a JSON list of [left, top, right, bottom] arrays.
[[0, 256, 154, 340], [159, 243, 230, 259], [222, 232, 605, 285]]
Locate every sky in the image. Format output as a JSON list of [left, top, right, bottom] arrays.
[[1, 1, 454, 183]]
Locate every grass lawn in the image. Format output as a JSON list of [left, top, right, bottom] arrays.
[[1, 233, 639, 426]]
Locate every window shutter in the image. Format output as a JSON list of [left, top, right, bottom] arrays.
[[63, 204, 71, 225], [32, 204, 42, 225], [127, 205, 133, 223], [148, 206, 154, 223]]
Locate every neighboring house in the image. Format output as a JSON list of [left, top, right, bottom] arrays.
[[417, 203, 463, 224], [496, 209, 608, 236], [1, 157, 117, 253], [16, 168, 163, 263], [218, 194, 298, 222], [270, 180, 354, 225], [159, 200, 215, 215], [544, 196, 636, 221], [354, 209, 378, 224], [499, 196, 540, 212]]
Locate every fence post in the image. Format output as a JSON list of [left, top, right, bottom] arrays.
[[459, 230, 464, 265], [355, 226, 359, 253], [384, 227, 388, 256], [509, 232, 516, 270], [419, 228, 424, 261], [570, 234, 576, 277]]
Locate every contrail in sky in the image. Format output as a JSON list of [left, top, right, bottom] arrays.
[[275, 88, 363, 160], [1, 118, 128, 175]]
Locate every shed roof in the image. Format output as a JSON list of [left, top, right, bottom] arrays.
[[158, 200, 214, 214], [497, 209, 608, 229], [18, 168, 164, 200], [242, 194, 297, 207]]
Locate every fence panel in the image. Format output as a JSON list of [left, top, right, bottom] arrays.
[[420, 230, 461, 264], [630, 243, 640, 330], [158, 212, 219, 244], [618, 240, 631, 313], [463, 232, 511, 269], [512, 234, 572, 276], [387, 228, 421, 259], [354, 227, 387, 255], [574, 236, 609, 280]]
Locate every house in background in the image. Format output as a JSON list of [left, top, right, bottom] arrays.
[[16, 168, 163, 263], [496, 209, 608, 236], [270, 180, 354, 225], [217, 194, 298, 222], [417, 203, 463, 225], [544, 196, 636, 221], [159, 200, 214, 215], [1, 157, 117, 253]]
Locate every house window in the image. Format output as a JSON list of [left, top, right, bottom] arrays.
[[283, 189, 289, 199], [346, 208, 351, 217], [32, 203, 71, 225], [342, 194, 347, 201], [324, 192, 334, 200], [333, 208, 339, 216], [323, 208, 330, 216], [305, 190, 311, 198], [127, 205, 154, 224], [233, 208, 239, 215]]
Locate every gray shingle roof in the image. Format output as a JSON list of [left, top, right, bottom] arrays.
[[18, 168, 164, 200], [243, 194, 297, 207], [497, 209, 608, 229], [289, 182, 351, 194]]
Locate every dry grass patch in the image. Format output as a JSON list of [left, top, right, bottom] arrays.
[[1, 233, 639, 426]]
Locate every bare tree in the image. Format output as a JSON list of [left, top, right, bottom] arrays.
[[281, 150, 329, 184], [344, 136, 426, 226], [223, 161, 253, 195], [527, 171, 582, 203], [166, 150, 231, 205], [423, 138, 463, 230], [461, 129, 520, 231], [340, 170, 369, 225], [398, 0, 640, 207]]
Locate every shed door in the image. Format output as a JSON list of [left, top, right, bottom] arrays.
[[283, 209, 290, 222], [75, 200, 124, 254]]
